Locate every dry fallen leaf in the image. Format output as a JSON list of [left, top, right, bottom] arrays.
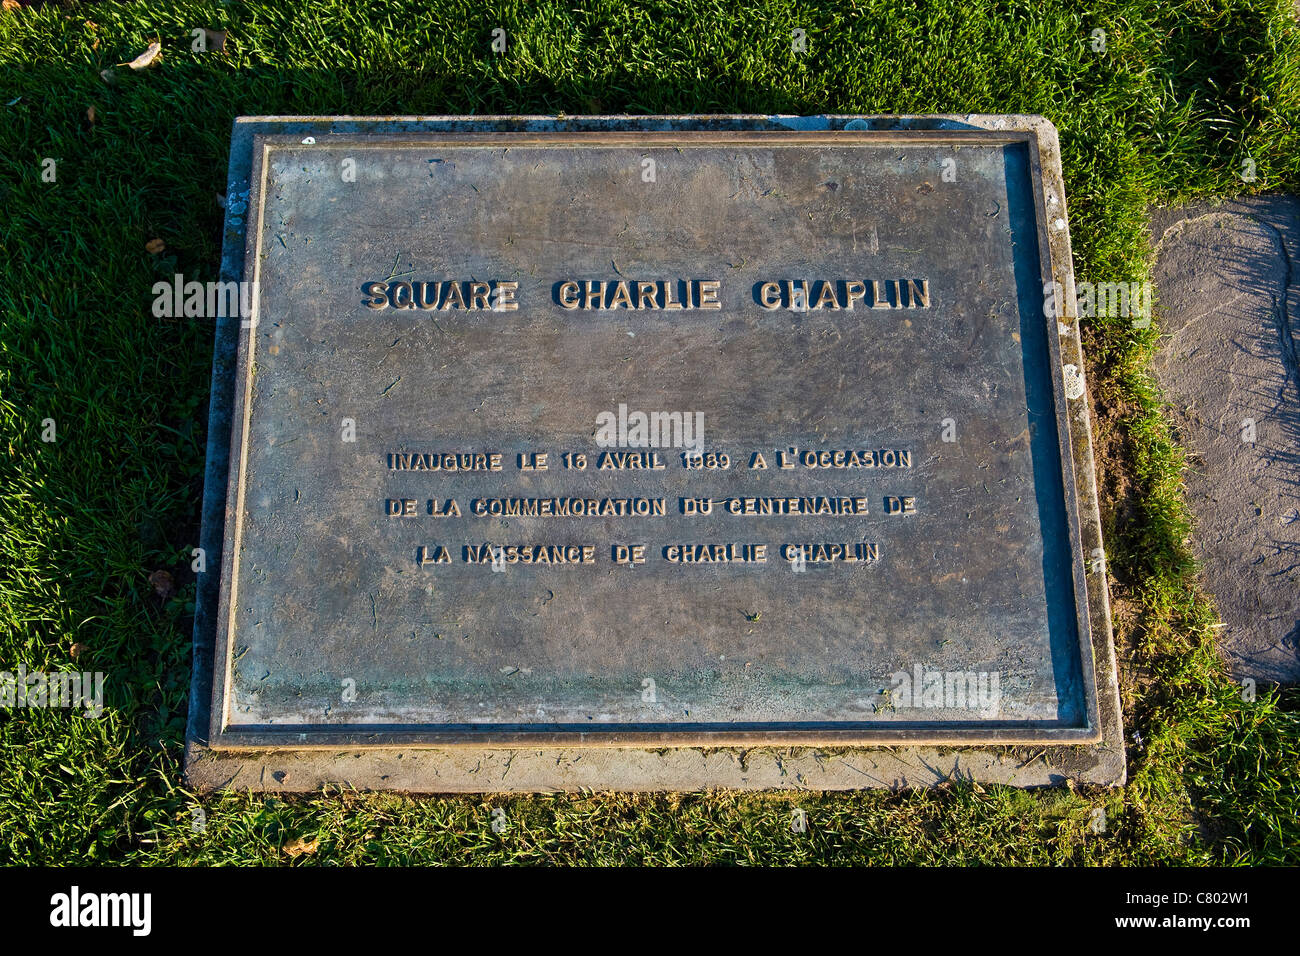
[[70, 643, 87, 661], [86, 105, 96, 124], [283, 836, 319, 858], [145, 238, 165, 255], [125, 41, 161, 70], [148, 568, 174, 599], [2, 1, 22, 13]]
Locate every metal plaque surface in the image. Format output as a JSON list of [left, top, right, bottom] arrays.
[[203, 122, 1103, 750]]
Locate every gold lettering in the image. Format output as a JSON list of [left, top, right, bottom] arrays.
[[698, 280, 721, 310], [558, 281, 580, 309], [608, 280, 634, 309], [495, 280, 519, 311], [845, 280, 866, 309], [467, 281, 490, 310]]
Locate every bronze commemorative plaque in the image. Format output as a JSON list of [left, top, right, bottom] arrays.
[[187, 117, 1116, 773]]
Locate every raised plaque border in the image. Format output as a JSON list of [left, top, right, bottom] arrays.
[[185, 115, 1125, 790]]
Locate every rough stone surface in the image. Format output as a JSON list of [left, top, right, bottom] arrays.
[[1151, 196, 1300, 683]]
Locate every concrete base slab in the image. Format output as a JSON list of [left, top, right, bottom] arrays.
[[185, 115, 1125, 792], [185, 739, 1125, 792]]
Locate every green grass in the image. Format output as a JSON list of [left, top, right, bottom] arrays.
[[1, 0, 1298, 865]]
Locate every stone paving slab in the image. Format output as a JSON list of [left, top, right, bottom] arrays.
[[1151, 196, 1300, 684]]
